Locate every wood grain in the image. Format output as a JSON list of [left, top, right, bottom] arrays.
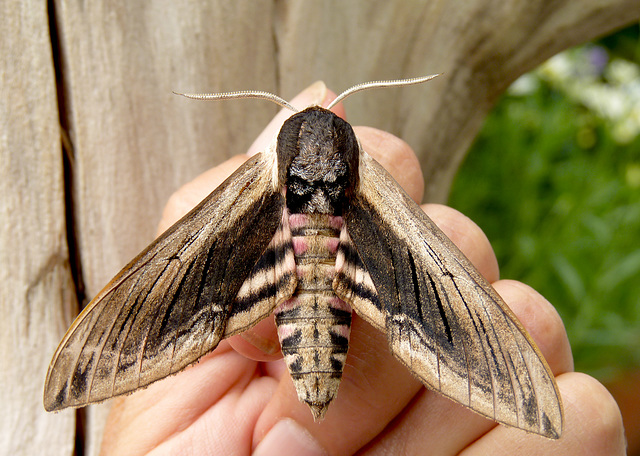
[[0, 1, 76, 454], [1, 0, 638, 454]]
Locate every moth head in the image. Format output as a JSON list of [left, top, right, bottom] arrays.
[[275, 106, 360, 200]]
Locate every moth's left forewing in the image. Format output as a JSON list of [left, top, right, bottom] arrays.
[[44, 152, 288, 411], [336, 149, 563, 439], [224, 207, 297, 337]]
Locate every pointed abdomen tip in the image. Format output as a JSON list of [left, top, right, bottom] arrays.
[[307, 402, 329, 421]]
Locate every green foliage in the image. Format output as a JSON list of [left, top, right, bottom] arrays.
[[449, 73, 640, 381], [597, 24, 640, 63]]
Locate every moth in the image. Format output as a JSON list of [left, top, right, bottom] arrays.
[[45, 76, 563, 438]]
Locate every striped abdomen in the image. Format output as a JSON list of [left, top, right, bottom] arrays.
[[274, 213, 352, 420]]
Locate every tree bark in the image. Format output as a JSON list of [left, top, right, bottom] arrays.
[[1, 1, 76, 455]]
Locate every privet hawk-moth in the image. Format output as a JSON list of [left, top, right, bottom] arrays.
[[44, 76, 563, 439]]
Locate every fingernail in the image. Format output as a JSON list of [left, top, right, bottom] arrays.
[[240, 329, 280, 355], [292, 81, 327, 108], [253, 419, 328, 456]]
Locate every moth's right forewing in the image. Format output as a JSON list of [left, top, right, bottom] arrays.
[[44, 153, 284, 411], [342, 151, 563, 439]]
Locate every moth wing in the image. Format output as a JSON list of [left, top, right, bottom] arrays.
[[224, 206, 296, 338], [337, 151, 563, 438], [45, 154, 293, 411]]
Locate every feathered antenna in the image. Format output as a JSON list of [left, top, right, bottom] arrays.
[[174, 74, 441, 112], [173, 90, 298, 112], [326, 74, 441, 110]]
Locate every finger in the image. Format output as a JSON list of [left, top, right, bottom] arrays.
[[251, 204, 512, 455], [101, 343, 276, 455], [253, 419, 330, 456], [463, 373, 625, 455], [355, 126, 424, 203], [359, 280, 573, 455], [252, 312, 420, 455], [159, 155, 250, 234]]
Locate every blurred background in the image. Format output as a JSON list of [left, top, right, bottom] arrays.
[[449, 23, 640, 453]]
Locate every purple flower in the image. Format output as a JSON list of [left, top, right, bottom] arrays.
[[588, 46, 609, 76]]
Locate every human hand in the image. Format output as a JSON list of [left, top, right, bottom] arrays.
[[100, 84, 625, 455]]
